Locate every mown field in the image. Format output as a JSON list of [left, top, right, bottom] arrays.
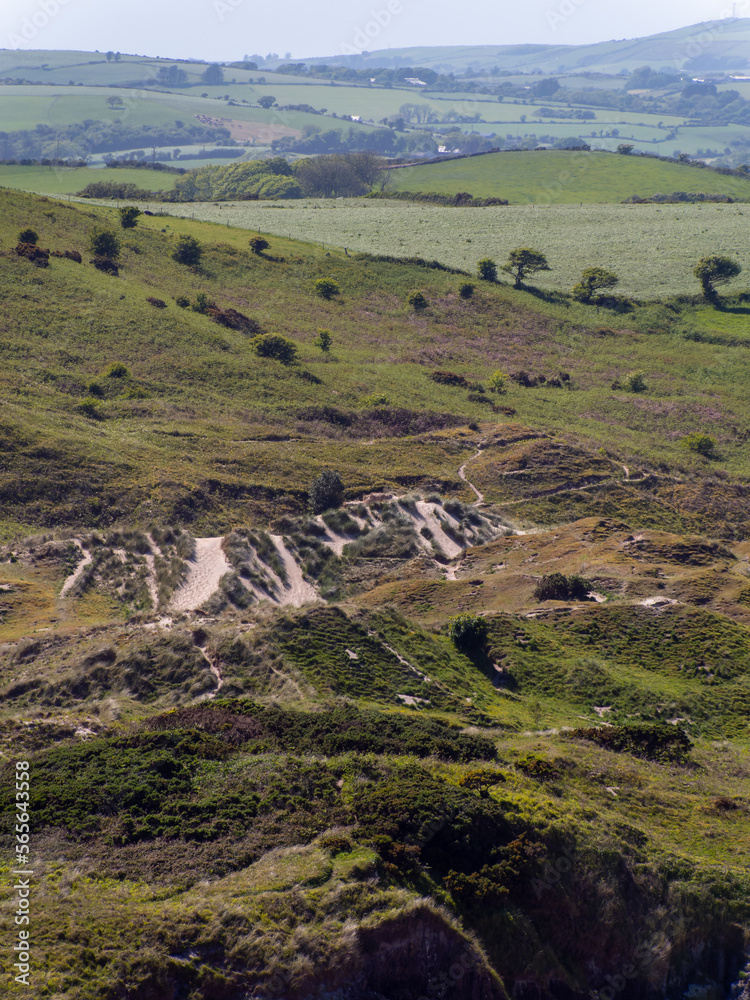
[[137, 196, 750, 298]]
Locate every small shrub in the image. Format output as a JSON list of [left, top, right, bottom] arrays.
[[89, 229, 121, 259], [314, 328, 332, 352], [192, 292, 215, 314], [459, 282, 475, 299], [18, 228, 38, 244], [477, 258, 497, 282], [249, 236, 270, 254], [487, 370, 508, 393], [448, 614, 488, 653], [407, 290, 428, 311], [64, 249, 82, 263], [175, 296, 190, 308], [625, 372, 647, 393], [315, 278, 341, 300], [250, 334, 298, 363], [208, 307, 262, 334], [309, 470, 345, 514], [104, 363, 129, 379], [362, 393, 389, 407], [146, 297, 167, 308], [681, 432, 717, 457], [87, 382, 104, 397], [118, 206, 141, 229], [77, 398, 102, 419], [173, 235, 203, 266]]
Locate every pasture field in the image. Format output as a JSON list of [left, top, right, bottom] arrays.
[[386, 150, 750, 203], [0, 164, 179, 195], [137, 197, 750, 299], [0, 85, 376, 138]]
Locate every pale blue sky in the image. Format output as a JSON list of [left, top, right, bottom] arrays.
[[0, 0, 741, 61]]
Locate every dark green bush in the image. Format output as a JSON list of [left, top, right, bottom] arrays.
[[250, 333, 298, 363], [18, 228, 38, 244], [89, 228, 121, 259], [309, 470, 344, 514], [407, 290, 428, 311], [448, 614, 488, 653], [533, 572, 590, 602], [459, 282, 475, 299], [315, 278, 341, 300], [173, 235, 203, 266]]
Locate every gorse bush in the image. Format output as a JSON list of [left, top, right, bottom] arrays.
[[89, 228, 121, 259], [250, 334, 298, 363], [249, 236, 270, 254], [625, 372, 647, 393], [681, 432, 717, 457], [18, 228, 38, 244], [104, 363, 129, 379], [315, 278, 341, 300], [477, 258, 497, 282], [459, 282, 475, 299], [173, 235, 203, 266]]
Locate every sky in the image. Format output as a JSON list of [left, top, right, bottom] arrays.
[[0, 0, 743, 61]]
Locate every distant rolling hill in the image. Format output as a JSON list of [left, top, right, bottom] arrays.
[[302, 18, 750, 75]]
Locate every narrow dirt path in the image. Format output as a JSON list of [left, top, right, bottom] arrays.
[[197, 646, 223, 699], [60, 541, 92, 597], [458, 446, 485, 505], [171, 538, 231, 613]]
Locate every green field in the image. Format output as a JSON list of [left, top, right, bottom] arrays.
[[0, 164, 178, 195], [387, 150, 750, 203], [137, 196, 750, 299]]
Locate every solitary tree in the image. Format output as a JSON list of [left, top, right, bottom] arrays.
[[448, 613, 488, 654], [309, 470, 344, 513], [572, 266, 619, 303], [201, 63, 224, 85], [693, 255, 742, 304], [118, 206, 141, 230], [18, 228, 38, 245], [459, 769, 506, 799], [249, 236, 270, 255], [257, 95, 277, 109], [502, 248, 551, 289]]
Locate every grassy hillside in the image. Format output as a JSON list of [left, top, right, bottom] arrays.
[[1, 187, 750, 1000], [387, 150, 750, 203]]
